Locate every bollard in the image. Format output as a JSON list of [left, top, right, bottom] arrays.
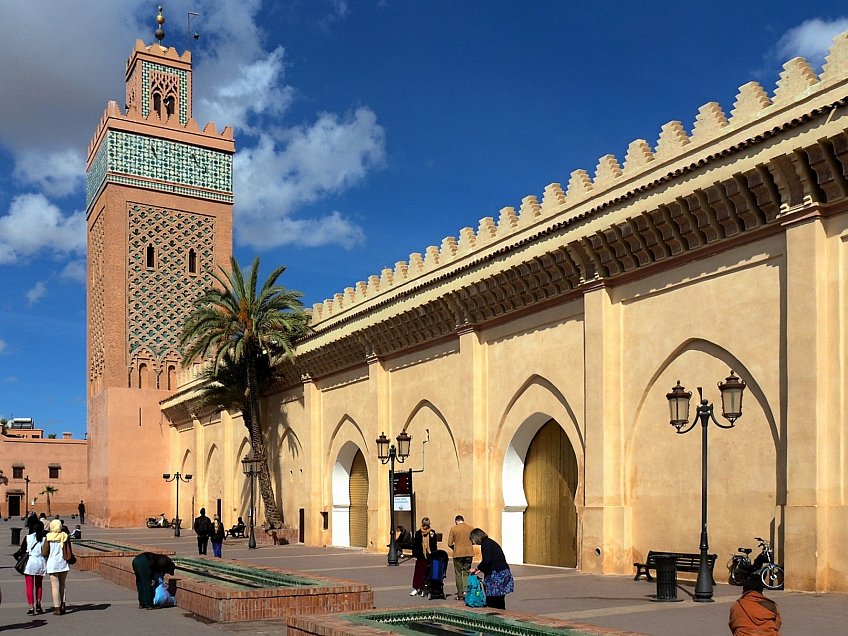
[[653, 554, 683, 602], [10, 527, 22, 546]]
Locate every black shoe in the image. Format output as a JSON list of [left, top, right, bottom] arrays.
[[35, 603, 43, 614], [27, 608, 35, 615]]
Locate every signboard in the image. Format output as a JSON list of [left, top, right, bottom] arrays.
[[394, 496, 412, 511], [393, 471, 413, 496]]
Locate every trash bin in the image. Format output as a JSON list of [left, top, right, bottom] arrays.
[[10, 527, 22, 546], [654, 554, 682, 602]]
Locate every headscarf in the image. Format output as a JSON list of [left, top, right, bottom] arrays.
[[421, 523, 432, 559], [46, 519, 68, 546]]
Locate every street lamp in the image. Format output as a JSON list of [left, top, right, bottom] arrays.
[[241, 451, 261, 549], [25, 475, 30, 516], [163, 472, 192, 537], [667, 370, 746, 602], [376, 430, 412, 566]]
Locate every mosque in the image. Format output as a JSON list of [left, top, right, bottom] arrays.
[[85, 11, 848, 593]]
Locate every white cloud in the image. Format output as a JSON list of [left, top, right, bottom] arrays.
[[26, 281, 47, 306], [2, 376, 17, 382], [775, 17, 848, 68], [0, 194, 86, 265], [234, 108, 385, 249], [13, 149, 86, 198], [0, 339, 6, 354], [60, 259, 87, 284]]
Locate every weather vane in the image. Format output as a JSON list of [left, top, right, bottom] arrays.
[[188, 11, 200, 51]]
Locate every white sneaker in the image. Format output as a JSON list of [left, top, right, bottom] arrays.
[[410, 589, 419, 596]]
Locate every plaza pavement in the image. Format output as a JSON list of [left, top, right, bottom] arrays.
[[0, 518, 845, 635]]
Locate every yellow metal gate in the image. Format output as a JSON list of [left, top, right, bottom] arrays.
[[523, 419, 579, 567], [349, 450, 369, 548]]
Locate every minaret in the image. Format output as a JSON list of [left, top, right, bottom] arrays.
[[86, 7, 235, 526]]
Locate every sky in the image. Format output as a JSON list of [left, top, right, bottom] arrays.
[[0, 1, 846, 439]]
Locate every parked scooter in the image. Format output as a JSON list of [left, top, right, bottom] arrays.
[[729, 537, 785, 590], [146, 514, 172, 529]]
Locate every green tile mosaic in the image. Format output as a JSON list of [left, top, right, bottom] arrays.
[[86, 130, 234, 211], [173, 556, 331, 590], [141, 60, 188, 124], [342, 609, 594, 636]]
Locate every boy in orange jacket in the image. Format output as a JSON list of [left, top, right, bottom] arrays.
[[729, 574, 781, 635]]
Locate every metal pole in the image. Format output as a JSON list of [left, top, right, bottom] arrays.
[[694, 404, 713, 602], [387, 448, 399, 566], [25, 476, 29, 515], [174, 474, 181, 537], [248, 469, 257, 549]]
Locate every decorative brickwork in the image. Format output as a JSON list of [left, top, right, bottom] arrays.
[[127, 203, 215, 368], [141, 60, 188, 124], [88, 212, 105, 393]]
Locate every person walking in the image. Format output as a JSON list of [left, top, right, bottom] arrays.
[[447, 515, 474, 600], [410, 517, 437, 597], [131, 552, 176, 609], [77, 501, 86, 524], [42, 519, 71, 615], [729, 574, 782, 635], [193, 507, 211, 555], [22, 519, 47, 615], [469, 528, 513, 610], [210, 514, 225, 558]]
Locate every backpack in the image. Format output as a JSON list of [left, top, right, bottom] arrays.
[[196, 515, 211, 536], [465, 574, 486, 607]]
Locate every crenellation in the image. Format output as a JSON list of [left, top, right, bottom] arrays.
[[593, 154, 623, 186], [312, 303, 323, 321], [309, 30, 848, 327], [654, 121, 690, 161], [344, 287, 355, 304], [518, 195, 542, 226], [334, 293, 345, 311], [690, 102, 729, 145], [477, 217, 497, 244], [202, 121, 220, 135], [440, 236, 458, 262], [497, 207, 519, 236], [424, 245, 441, 270], [566, 169, 593, 200], [541, 183, 566, 214], [380, 267, 394, 288], [730, 81, 772, 125], [623, 140, 654, 174], [457, 227, 476, 254], [823, 31, 848, 83], [773, 57, 818, 104]]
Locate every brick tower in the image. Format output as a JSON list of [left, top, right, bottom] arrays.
[[86, 13, 234, 526]]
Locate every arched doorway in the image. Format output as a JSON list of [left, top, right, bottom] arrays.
[[523, 420, 578, 567], [332, 441, 365, 547], [348, 450, 369, 548]]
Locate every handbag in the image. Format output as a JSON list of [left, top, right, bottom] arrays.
[[15, 548, 29, 575], [464, 574, 486, 607], [62, 540, 77, 565]]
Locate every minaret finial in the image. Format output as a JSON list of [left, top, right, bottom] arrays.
[[155, 6, 165, 43]]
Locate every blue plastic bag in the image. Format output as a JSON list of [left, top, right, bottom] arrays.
[[464, 574, 486, 607], [153, 575, 176, 608]]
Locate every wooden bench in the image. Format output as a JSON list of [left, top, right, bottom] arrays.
[[633, 551, 717, 583], [226, 525, 246, 539]]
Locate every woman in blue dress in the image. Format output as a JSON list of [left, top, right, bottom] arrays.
[[469, 528, 514, 610]]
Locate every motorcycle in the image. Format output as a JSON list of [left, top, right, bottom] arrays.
[[146, 515, 172, 529], [729, 537, 785, 590]]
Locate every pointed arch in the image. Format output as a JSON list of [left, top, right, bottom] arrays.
[[326, 414, 369, 463], [496, 374, 583, 449], [401, 399, 459, 469], [234, 437, 250, 473], [181, 448, 193, 474], [205, 444, 219, 474]]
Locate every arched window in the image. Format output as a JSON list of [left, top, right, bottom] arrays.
[[146, 245, 155, 268], [153, 93, 162, 117], [138, 363, 149, 390], [164, 95, 175, 117], [167, 365, 177, 390], [188, 248, 197, 274]]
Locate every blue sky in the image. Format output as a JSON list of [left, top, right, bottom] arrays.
[[0, 1, 846, 438]]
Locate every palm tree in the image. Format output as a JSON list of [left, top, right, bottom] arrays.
[[179, 256, 310, 528], [41, 486, 58, 517]]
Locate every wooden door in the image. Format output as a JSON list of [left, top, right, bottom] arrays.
[[349, 450, 369, 548], [523, 420, 579, 567], [9, 496, 21, 517]]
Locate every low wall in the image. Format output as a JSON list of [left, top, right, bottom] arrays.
[[257, 527, 300, 546], [72, 541, 174, 572], [287, 607, 649, 636], [100, 555, 374, 622]]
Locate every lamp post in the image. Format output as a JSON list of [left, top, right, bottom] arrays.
[[24, 475, 30, 514], [163, 472, 192, 537], [376, 430, 412, 566], [241, 452, 261, 549], [667, 370, 746, 602]]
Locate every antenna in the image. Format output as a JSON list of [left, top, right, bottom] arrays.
[[187, 11, 200, 51]]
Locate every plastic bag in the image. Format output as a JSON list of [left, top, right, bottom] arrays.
[[153, 576, 176, 608]]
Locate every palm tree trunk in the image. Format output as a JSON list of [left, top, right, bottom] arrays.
[[246, 354, 283, 528]]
